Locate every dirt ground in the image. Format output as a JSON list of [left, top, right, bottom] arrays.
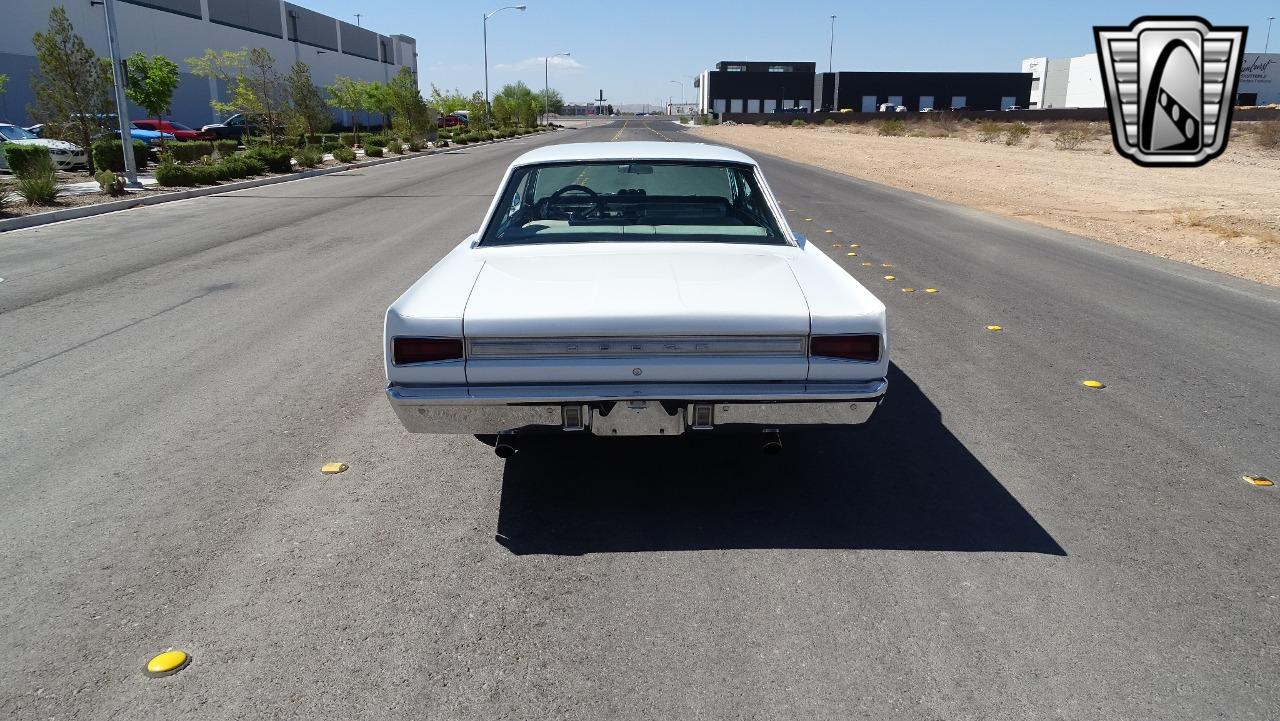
[[691, 121, 1280, 287]]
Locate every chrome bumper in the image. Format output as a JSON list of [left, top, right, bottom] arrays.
[[386, 379, 886, 436]]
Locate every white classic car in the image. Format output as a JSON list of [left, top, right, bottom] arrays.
[[384, 142, 888, 454]]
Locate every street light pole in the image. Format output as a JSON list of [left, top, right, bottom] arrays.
[[545, 51, 569, 124], [1267, 16, 1276, 54], [828, 15, 837, 74], [101, 0, 140, 187], [484, 5, 527, 124], [669, 79, 683, 105]]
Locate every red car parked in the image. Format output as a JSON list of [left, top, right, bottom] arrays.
[[131, 119, 216, 141]]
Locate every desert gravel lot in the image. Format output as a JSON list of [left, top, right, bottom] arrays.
[[692, 121, 1280, 286]]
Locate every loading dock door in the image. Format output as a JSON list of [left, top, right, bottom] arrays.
[[919, 95, 934, 110], [1001, 96, 1017, 110], [764, 99, 777, 113], [861, 95, 877, 112]]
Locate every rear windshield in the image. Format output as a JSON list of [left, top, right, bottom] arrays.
[[480, 160, 787, 246]]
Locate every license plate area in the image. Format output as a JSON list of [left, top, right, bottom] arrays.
[[591, 400, 685, 436]]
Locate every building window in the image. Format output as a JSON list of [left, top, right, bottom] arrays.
[[1031, 79, 1040, 91], [767, 65, 793, 72], [713, 99, 727, 113], [726, 65, 747, 72], [730, 99, 744, 113]]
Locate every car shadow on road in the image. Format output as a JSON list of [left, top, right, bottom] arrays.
[[494, 364, 1065, 557]]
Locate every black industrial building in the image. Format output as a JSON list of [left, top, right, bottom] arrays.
[[698, 61, 1032, 114]]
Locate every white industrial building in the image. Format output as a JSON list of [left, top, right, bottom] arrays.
[[0, 0, 417, 127], [1020, 55, 1104, 109]]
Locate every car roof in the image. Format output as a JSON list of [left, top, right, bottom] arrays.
[[510, 141, 757, 168]]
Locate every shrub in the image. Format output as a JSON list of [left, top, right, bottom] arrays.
[[95, 169, 126, 195], [321, 140, 343, 153], [14, 153, 59, 205], [363, 135, 388, 148], [340, 133, 358, 147], [246, 146, 293, 173], [239, 155, 268, 175], [1053, 127, 1090, 150], [387, 140, 404, 154], [767, 120, 784, 127], [0, 184, 12, 214], [169, 141, 214, 163], [3, 144, 54, 178], [243, 135, 271, 149], [454, 134, 470, 145], [407, 139, 423, 151], [365, 145, 384, 157], [1005, 122, 1031, 146], [320, 133, 340, 146], [332, 146, 356, 163], [154, 158, 195, 187], [91, 139, 149, 172], [877, 118, 907, 136], [433, 138, 448, 148], [823, 118, 837, 126], [189, 164, 222, 185], [791, 118, 807, 127], [1256, 121, 1280, 148], [978, 120, 1002, 143], [213, 139, 239, 156], [295, 146, 324, 168]]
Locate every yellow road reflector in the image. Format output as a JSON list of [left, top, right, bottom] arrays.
[[1243, 474, 1274, 487], [861, 262, 873, 266], [902, 287, 915, 292], [850, 243, 860, 248], [321, 462, 348, 474], [788, 208, 796, 212], [824, 229, 834, 233], [146, 650, 190, 677], [804, 217, 813, 221], [1081, 380, 1105, 389], [881, 262, 893, 267], [832, 243, 843, 247], [986, 325, 1003, 332], [925, 288, 938, 293], [846, 252, 858, 256], [883, 275, 896, 280]]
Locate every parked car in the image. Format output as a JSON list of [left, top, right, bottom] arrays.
[[23, 124, 46, 137], [121, 122, 176, 147], [0, 123, 89, 171], [131, 119, 215, 141], [383, 141, 889, 454], [1003, 106, 1023, 112], [200, 113, 280, 141], [439, 114, 466, 128]]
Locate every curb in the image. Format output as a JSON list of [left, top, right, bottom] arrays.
[[0, 130, 562, 233]]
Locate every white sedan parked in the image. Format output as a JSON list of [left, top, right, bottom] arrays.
[[384, 142, 888, 453], [0, 124, 88, 171]]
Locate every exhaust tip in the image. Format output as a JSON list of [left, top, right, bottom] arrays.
[[494, 442, 517, 459]]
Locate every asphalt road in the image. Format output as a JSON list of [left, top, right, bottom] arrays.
[[2, 119, 1277, 720]]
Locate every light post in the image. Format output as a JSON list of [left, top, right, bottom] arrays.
[[100, 0, 140, 187], [484, 5, 527, 124], [669, 79, 684, 106], [545, 51, 570, 125], [1267, 16, 1276, 54], [828, 15, 837, 74]]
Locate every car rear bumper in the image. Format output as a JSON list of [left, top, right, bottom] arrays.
[[386, 379, 887, 436]]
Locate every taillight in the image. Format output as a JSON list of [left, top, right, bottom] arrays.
[[393, 337, 464, 364], [809, 334, 880, 362]]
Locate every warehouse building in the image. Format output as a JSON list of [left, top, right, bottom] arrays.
[[1020, 55, 1104, 109], [695, 60, 1031, 114], [0, 0, 416, 127]]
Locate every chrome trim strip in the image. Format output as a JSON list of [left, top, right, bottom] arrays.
[[467, 335, 806, 358]]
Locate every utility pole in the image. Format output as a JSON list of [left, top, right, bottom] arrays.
[[101, 0, 140, 187], [828, 15, 837, 74], [1267, 16, 1276, 54], [354, 13, 361, 27]]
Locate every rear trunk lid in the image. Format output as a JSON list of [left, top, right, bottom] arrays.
[[462, 250, 811, 384]]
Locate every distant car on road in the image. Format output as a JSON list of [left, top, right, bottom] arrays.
[[383, 141, 889, 453], [132, 119, 215, 141], [0, 123, 88, 170]]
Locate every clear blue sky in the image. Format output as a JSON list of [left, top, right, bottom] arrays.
[[298, 0, 1278, 105]]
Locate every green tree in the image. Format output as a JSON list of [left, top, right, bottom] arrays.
[[364, 80, 391, 130], [187, 47, 288, 144], [29, 7, 114, 171], [326, 76, 376, 144], [385, 67, 433, 139], [536, 88, 564, 120], [285, 61, 331, 139], [493, 81, 540, 128], [124, 52, 180, 146]]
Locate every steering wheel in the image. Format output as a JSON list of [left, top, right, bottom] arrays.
[[546, 184, 604, 220]]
